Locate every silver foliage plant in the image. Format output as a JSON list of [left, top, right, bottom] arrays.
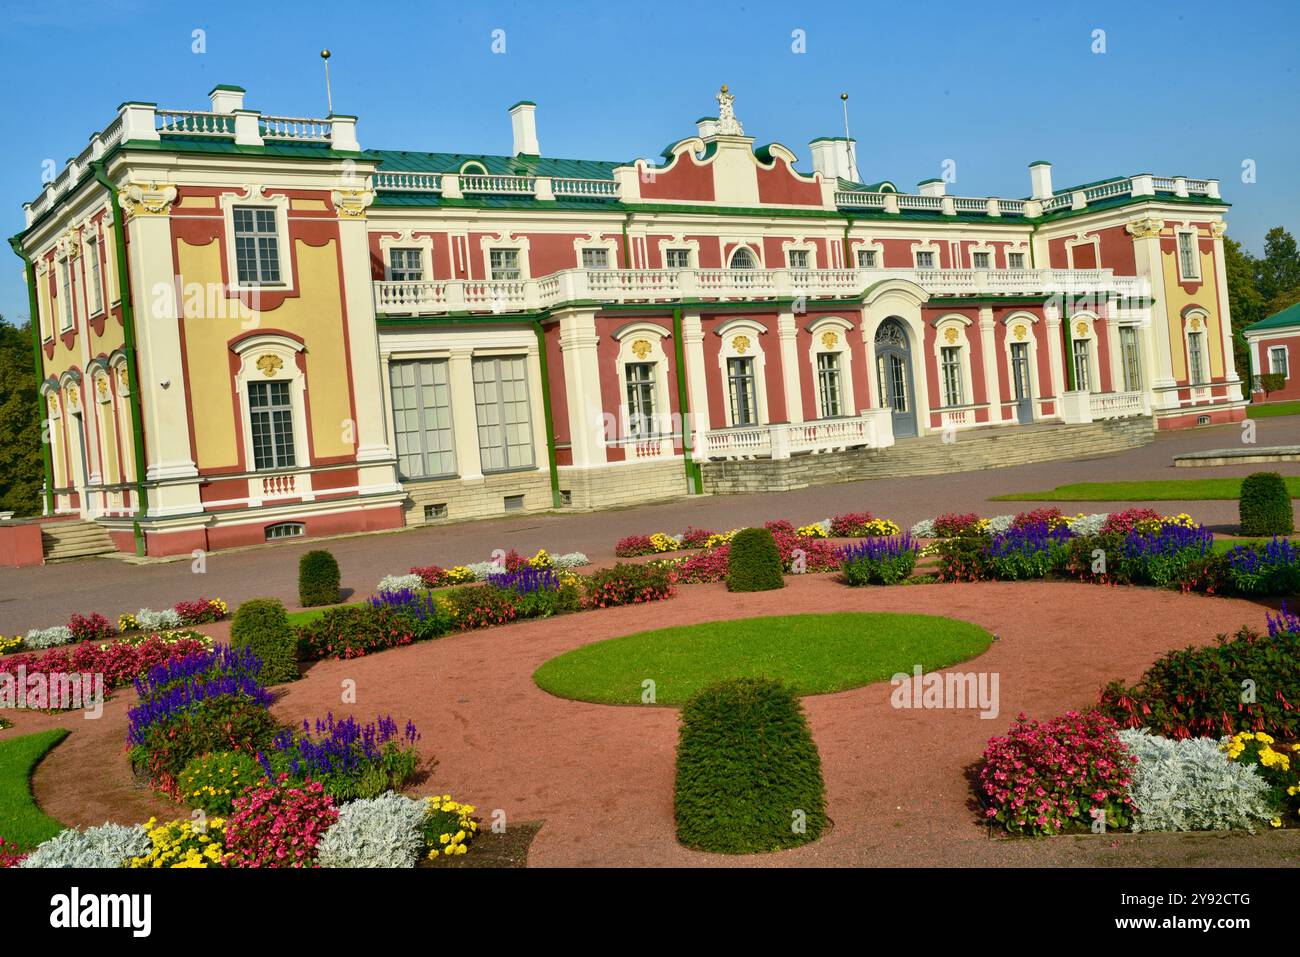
[[317, 791, 428, 868], [1066, 512, 1110, 537], [133, 608, 183, 630], [23, 625, 74, 650], [548, 551, 590, 569], [19, 823, 150, 868], [1119, 729, 1277, 833], [908, 519, 936, 538], [376, 573, 424, 595]]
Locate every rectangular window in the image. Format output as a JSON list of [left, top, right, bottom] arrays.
[[856, 249, 877, 268], [388, 248, 423, 282], [580, 247, 610, 270], [915, 250, 935, 269], [472, 356, 534, 472], [1007, 252, 1026, 269], [59, 258, 74, 330], [1072, 339, 1093, 392], [972, 251, 991, 270], [664, 248, 692, 269], [86, 237, 103, 315], [1177, 231, 1199, 280], [941, 345, 964, 407], [726, 357, 758, 426], [1187, 332, 1206, 385], [1120, 326, 1143, 392], [248, 380, 296, 470], [388, 359, 455, 479], [787, 249, 810, 269], [1269, 346, 1290, 378], [233, 207, 281, 284], [489, 248, 521, 280], [625, 362, 657, 436], [816, 353, 843, 418]]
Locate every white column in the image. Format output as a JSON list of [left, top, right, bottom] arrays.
[[1130, 228, 1178, 406], [1044, 313, 1065, 407], [555, 307, 607, 467], [978, 307, 1002, 422], [681, 310, 711, 439], [861, 309, 881, 408], [1104, 315, 1123, 393], [447, 348, 482, 480], [777, 310, 803, 423], [1210, 225, 1244, 401]]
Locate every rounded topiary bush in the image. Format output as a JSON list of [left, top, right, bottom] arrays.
[[229, 598, 299, 684], [1239, 471, 1294, 536], [674, 678, 826, 854], [299, 549, 341, 607], [725, 527, 784, 592]]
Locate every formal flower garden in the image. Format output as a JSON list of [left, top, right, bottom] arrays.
[[0, 470, 1296, 866]]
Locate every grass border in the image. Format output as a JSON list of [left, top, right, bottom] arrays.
[[0, 728, 69, 851]]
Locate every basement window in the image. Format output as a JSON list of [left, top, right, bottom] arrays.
[[503, 494, 525, 512], [265, 522, 305, 541], [559, 489, 573, 507], [424, 503, 448, 521]]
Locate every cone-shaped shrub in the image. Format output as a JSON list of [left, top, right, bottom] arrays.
[[725, 527, 784, 592], [229, 598, 299, 684], [1239, 472, 1294, 536], [299, 549, 341, 607], [674, 678, 826, 853]]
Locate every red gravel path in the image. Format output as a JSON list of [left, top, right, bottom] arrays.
[[11, 577, 1300, 866]]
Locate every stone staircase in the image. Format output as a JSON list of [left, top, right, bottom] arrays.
[[702, 416, 1155, 494], [40, 519, 117, 562]]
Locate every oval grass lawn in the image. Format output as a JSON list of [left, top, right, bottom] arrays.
[[533, 612, 992, 706]]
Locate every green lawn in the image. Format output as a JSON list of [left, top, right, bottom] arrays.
[[1210, 536, 1297, 554], [1248, 401, 1300, 419], [533, 612, 992, 706], [992, 477, 1300, 502], [0, 729, 69, 850]]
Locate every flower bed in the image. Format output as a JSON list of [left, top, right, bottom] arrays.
[[838, 535, 919, 585], [409, 548, 589, 588], [659, 520, 840, 585], [258, 713, 422, 802]]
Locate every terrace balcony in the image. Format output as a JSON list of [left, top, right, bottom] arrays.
[[372, 266, 1151, 317]]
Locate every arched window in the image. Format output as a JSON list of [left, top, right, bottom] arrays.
[[729, 246, 758, 269]]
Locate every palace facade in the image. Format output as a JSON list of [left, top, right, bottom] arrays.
[[11, 83, 1243, 556]]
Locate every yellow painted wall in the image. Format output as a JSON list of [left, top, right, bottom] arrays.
[[1161, 243, 1223, 381], [175, 236, 355, 471]]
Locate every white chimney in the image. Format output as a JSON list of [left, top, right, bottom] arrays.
[[918, 179, 946, 197], [696, 116, 720, 138], [809, 138, 859, 182], [1028, 161, 1054, 200], [509, 101, 540, 156], [208, 84, 246, 113]]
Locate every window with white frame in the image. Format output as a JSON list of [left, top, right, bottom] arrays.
[[972, 251, 991, 270], [729, 247, 758, 269], [580, 247, 610, 270], [625, 362, 658, 436], [472, 356, 534, 472], [247, 380, 296, 470], [816, 353, 843, 418], [1187, 331, 1207, 385], [86, 237, 103, 315], [1269, 345, 1290, 378], [915, 250, 936, 269], [388, 359, 455, 479], [727, 356, 758, 425], [488, 248, 521, 280], [233, 207, 282, 284], [940, 345, 964, 407], [388, 248, 423, 282], [58, 258, 74, 330], [1007, 252, 1026, 269], [856, 249, 877, 268], [1177, 231, 1200, 280], [786, 249, 810, 269], [1120, 326, 1143, 392], [1072, 338, 1093, 392], [664, 248, 692, 269]]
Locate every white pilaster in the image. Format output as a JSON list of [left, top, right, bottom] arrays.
[[777, 311, 803, 423], [978, 307, 1002, 422], [447, 349, 483, 480], [555, 307, 607, 467], [681, 310, 711, 437]]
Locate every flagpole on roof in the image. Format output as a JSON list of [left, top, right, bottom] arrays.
[[321, 49, 334, 114], [841, 92, 857, 181]]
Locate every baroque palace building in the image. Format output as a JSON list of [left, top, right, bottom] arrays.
[[10, 83, 1243, 557]]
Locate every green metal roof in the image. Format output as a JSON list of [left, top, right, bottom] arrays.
[[367, 149, 621, 180], [1245, 301, 1300, 334]]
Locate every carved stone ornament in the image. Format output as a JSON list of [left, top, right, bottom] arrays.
[[732, 334, 751, 355], [1210, 222, 1227, 238], [65, 385, 79, 410], [820, 330, 839, 350], [1075, 321, 1089, 338], [95, 373, 110, 402], [256, 354, 284, 377], [1013, 324, 1028, 341], [1189, 316, 1202, 331], [630, 338, 653, 360], [117, 365, 130, 393], [942, 326, 959, 344], [1125, 217, 1165, 240], [331, 187, 375, 219], [716, 84, 744, 136], [47, 394, 58, 418], [118, 182, 178, 220]]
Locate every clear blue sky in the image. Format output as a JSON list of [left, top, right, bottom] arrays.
[[2, 0, 1296, 325]]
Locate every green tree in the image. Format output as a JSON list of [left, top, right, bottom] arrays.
[[1224, 237, 1263, 385], [0, 319, 45, 515], [1255, 227, 1300, 303]]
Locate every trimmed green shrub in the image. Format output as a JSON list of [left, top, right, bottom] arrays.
[[674, 678, 826, 854], [299, 549, 342, 607], [1239, 472, 1294, 537], [725, 527, 784, 593], [229, 598, 299, 684]]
